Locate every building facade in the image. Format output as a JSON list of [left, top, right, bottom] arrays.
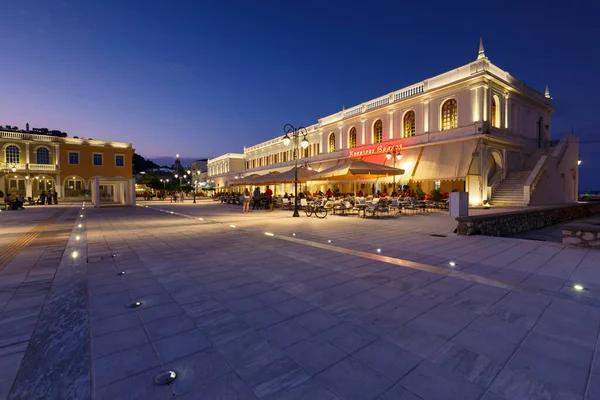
[[207, 40, 579, 206], [1, 129, 135, 207]]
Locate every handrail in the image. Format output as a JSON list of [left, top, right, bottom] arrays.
[[552, 137, 568, 166], [488, 170, 504, 197], [523, 155, 548, 204]]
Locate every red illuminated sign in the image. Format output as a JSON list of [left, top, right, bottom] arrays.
[[348, 141, 403, 158]]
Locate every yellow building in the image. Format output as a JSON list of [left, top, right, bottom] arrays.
[[1, 129, 135, 207]]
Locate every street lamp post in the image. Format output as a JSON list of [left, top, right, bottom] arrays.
[[187, 170, 196, 203], [282, 124, 309, 217], [174, 174, 182, 191], [386, 148, 403, 194]]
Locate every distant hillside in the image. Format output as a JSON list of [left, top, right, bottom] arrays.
[[149, 156, 197, 167]]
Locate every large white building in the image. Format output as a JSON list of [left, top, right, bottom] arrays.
[[208, 40, 579, 206]]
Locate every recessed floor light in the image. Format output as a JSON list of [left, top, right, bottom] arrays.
[[76, 235, 80, 241], [155, 370, 177, 385], [230, 224, 236, 228], [376, 248, 382, 253], [118, 271, 126, 276], [71, 251, 78, 259], [573, 284, 585, 291], [448, 261, 456, 267], [78, 224, 82, 228], [292, 233, 296, 236], [265, 232, 274, 236], [129, 301, 142, 308], [327, 240, 332, 243]]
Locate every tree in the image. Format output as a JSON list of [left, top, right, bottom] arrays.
[[133, 152, 160, 174]]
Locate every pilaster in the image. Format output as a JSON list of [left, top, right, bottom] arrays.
[[504, 93, 510, 130], [388, 110, 394, 139], [360, 119, 366, 145], [423, 102, 429, 133], [25, 143, 30, 164]]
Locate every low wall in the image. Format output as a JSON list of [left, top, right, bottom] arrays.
[[456, 203, 600, 236]]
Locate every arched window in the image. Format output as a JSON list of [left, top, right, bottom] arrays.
[[328, 133, 336, 152], [5, 145, 20, 163], [36, 148, 50, 164], [349, 127, 357, 149], [441, 99, 457, 131], [403, 111, 415, 138], [491, 95, 500, 128], [373, 120, 383, 143]]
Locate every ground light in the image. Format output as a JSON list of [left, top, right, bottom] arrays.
[[80, 214, 84, 217], [376, 248, 382, 253], [155, 371, 177, 385], [449, 261, 456, 267], [76, 235, 80, 241], [265, 232, 274, 236], [78, 224, 82, 228], [573, 284, 585, 291], [118, 271, 126, 276], [71, 251, 78, 259], [328, 240, 332, 243], [129, 301, 142, 308], [230, 224, 236, 228], [292, 233, 296, 236], [198, 218, 203, 220]]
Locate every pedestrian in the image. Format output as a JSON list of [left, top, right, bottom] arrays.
[[180, 191, 185, 202], [265, 185, 273, 211], [242, 188, 251, 213], [252, 187, 261, 210], [47, 190, 52, 205], [53, 190, 58, 205]]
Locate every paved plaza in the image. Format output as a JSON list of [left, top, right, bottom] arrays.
[[1, 200, 600, 400]]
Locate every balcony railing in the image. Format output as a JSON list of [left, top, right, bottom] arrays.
[[2, 163, 27, 171], [29, 164, 57, 171], [0, 130, 59, 142]]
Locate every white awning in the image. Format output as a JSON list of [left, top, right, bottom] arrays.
[[396, 148, 422, 180], [412, 140, 477, 181]]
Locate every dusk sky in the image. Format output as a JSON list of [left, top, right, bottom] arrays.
[[1, 0, 598, 189]]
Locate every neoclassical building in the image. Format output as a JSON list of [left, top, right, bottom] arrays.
[[208, 40, 578, 206], [1, 129, 135, 207]]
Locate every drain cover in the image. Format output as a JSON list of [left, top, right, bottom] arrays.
[[155, 370, 177, 385]]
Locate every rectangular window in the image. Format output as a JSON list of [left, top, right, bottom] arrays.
[[69, 152, 79, 165], [93, 153, 103, 166], [434, 180, 441, 190], [115, 155, 124, 167]]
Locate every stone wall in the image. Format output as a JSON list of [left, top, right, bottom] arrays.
[[455, 203, 600, 236], [562, 228, 600, 248]]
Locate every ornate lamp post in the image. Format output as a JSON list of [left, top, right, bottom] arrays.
[[2, 162, 17, 198], [282, 124, 309, 217], [386, 148, 403, 194]]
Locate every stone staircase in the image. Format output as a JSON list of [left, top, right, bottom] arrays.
[[490, 170, 532, 206], [490, 146, 558, 207]]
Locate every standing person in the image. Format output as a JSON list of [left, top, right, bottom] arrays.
[[47, 190, 52, 205], [242, 188, 251, 213], [53, 190, 58, 205], [265, 185, 273, 211], [180, 191, 185, 202], [39, 190, 46, 205], [252, 187, 261, 210]]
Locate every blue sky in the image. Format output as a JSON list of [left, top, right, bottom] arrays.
[[1, 0, 598, 189]]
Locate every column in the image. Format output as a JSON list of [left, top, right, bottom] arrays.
[[504, 93, 510, 130], [338, 125, 343, 150], [388, 110, 394, 140], [483, 85, 489, 123], [56, 174, 62, 197], [360, 119, 366, 145], [25, 143, 30, 164], [423, 101, 429, 133], [25, 179, 32, 198], [93, 177, 100, 208], [54, 144, 60, 166], [319, 132, 324, 153]]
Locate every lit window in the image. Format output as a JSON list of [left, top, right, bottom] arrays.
[[373, 120, 383, 143], [69, 152, 79, 165], [93, 153, 103, 166], [349, 127, 357, 149], [36, 148, 50, 164], [329, 133, 336, 152], [115, 155, 124, 167], [434, 180, 441, 190], [5, 145, 20, 163], [403, 111, 415, 138], [441, 99, 457, 131]]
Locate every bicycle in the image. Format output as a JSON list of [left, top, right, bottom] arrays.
[[305, 199, 328, 218]]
